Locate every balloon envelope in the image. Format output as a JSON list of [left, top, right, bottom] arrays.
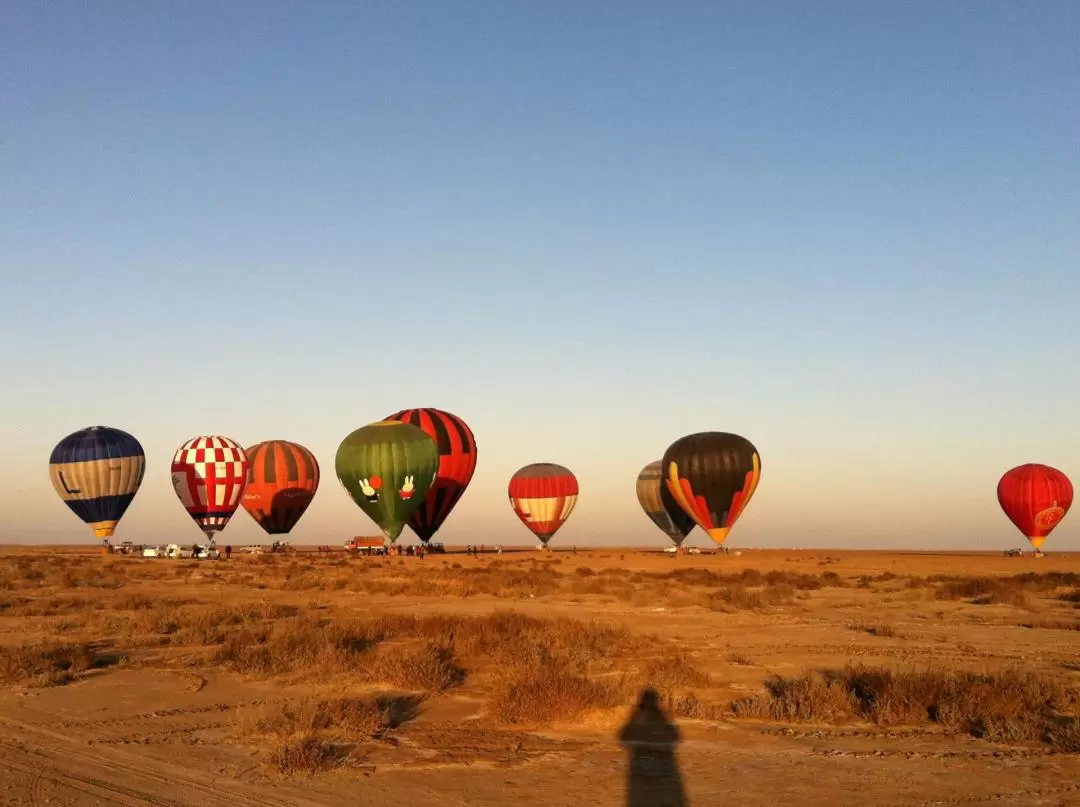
[[508, 463, 578, 545], [171, 436, 249, 539], [383, 407, 477, 542], [636, 460, 696, 546], [335, 421, 439, 543], [997, 463, 1073, 550], [661, 432, 761, 546], [241, 440, 320, 535], [49, 426, 146, 538]]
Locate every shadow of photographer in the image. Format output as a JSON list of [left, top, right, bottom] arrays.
[[618, 687, 688, 807]]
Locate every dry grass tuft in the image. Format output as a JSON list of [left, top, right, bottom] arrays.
[[249, 694, 422, 775], [1020, 620, 1080, 632], [848, 622, 899, 638], [203, 609, 640, 713], [642, 655, 710, 691], [705, 583, 795, 611], [361, 611, 639, 670], [366, 642, 463, 691], [659, 691, 728, 720], [731, 665, 1078, 750], [934, 577, 1032, 607], [252, 695, 416, 737], [490, 664, 631, 725], [0, 641, 97, 687], [213, 615, 374, 676], [930, 573, 1080, 608], [638, 655, 722, 721], [266, 732, 346, 776], [1043, 718, 1080, 752], [732, 671, 856, 723]]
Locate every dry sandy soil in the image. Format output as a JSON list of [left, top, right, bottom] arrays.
[[2, 545, 1080, 807]]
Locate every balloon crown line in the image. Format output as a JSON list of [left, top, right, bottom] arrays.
[[48, 424, 1074, 550]]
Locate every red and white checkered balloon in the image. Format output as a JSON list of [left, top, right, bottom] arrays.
[[171, 436, 249, 538]]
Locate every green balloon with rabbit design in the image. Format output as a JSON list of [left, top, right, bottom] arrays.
[[335, 421, 439, 542]]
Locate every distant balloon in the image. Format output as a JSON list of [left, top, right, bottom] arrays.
[[171, 436, 249, 539], [335, 421, 439, 543], [508, 463, 578, 546], [997, 463, 1073, 552], [383, 407, 477, 543], [240, 440, 320, 535], [661, 432, 761, 546], [49, 426, 146, 539], [636, 460, 696, 547]]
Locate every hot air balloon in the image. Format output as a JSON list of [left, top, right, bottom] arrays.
[[49, 426, 146, 539], [240, 440, 320, 535], [636, 460, 696, 547], [508, 463, 578, 546], [335, 421, 439, 543], [383, 407, 477, 543], [171, 436, 249, 539], [997, 463, 1073, 554], [661, 432, 761, 546]]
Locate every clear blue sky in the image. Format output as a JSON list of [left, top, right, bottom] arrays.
[[3, 1, 1077, 549]]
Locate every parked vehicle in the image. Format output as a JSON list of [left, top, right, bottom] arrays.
[[346, 537, 386, 556]]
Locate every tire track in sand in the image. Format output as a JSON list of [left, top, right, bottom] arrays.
[[0, 715, 323, 807]]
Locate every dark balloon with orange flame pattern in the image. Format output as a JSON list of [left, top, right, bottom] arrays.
[[661, 432, 761, 546]]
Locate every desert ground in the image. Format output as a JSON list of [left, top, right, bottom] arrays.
[[1, 545, 1079, 807]]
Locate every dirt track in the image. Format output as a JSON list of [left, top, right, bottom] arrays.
[[2, 547, 1079, 806]]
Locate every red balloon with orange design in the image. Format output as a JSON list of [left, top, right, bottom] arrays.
[[997, 463, 1072, 553]]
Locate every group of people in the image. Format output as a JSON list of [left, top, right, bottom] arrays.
[[350, 543, 427, 557], [464, 544, 503, 555], [188, 539, 232, 559]]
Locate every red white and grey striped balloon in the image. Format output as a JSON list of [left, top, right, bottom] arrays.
[[171, 435, 249, 538], [508, 463, 578, 545]]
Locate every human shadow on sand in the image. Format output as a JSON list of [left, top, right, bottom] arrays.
[[618, 687, 687, 807]]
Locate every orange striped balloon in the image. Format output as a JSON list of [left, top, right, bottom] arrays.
[[240, 440, 320, 535]]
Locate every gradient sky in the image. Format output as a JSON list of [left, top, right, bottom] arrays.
[[3, 1, 1077, 550]]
